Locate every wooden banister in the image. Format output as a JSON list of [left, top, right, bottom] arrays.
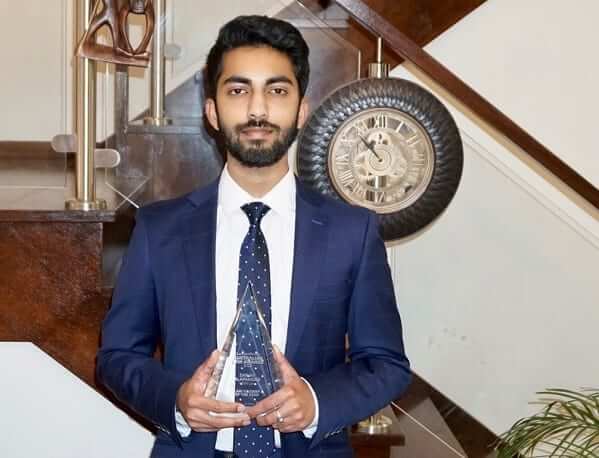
[[332, 0, 599, 209]]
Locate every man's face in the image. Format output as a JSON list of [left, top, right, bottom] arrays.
[[205, 46, 308, 168]]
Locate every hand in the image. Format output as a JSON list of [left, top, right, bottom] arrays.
[[246, 347, 315, 433], [176, 350, 251, 432]]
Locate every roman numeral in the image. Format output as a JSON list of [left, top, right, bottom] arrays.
[[373, 114, 388, 129], [354, 121, 369, 138], [338, 136, 355, 146], [338, 169, 355, 186], [394, 120, 405, 133], [335, 153, 350, 165], [373, 191, 386, 203], [352, 181, 366, 198], [406, 134, 421, 147], [405, 170, 420, 184]]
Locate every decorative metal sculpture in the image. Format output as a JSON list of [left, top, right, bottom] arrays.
[[76, 0, 155, 67]]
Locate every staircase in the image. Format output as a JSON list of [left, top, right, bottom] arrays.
[[3, 1, 597, 457]]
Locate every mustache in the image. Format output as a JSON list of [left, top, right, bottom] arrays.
[[235, 119, 281, 133]]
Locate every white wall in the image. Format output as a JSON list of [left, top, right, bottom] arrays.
[[0, 0, 290, 142], [387, 135, 599, 434], [0, 343, 153, 458], [400, 0, 599, 186], [0, 0, 73, 141], [389, 0, 599, 435]]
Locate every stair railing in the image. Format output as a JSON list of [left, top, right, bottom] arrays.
[[66, 0, 106, 211]]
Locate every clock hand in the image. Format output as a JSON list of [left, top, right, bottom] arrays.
[[359, 135, 382, 161]]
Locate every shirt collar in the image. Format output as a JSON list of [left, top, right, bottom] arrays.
[[218, 164, 296, 221]]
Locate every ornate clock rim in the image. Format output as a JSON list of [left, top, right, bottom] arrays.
[[297, 77, 464, 241]]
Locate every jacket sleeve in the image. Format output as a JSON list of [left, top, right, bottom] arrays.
[[304, 211, 412, 448], [96, 209, 187, 445]]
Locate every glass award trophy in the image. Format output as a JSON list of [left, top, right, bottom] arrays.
[[204, 282, 282, 416]]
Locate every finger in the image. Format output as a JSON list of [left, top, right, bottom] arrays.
[[246, 387, 292, 419], [192, 350, 220, 381], [277, 420, 303, 433], [257, 408, 285, 428], [256, 399, 300, 428], [191, 424, 217, 432], [187, 409, 251, 431], [190, 395, 246, 414], [184, 416, 219, 432], [190, 350, 221, 394], [204, 413, 250, 430], [186, 407, 249, 424], [273, 346, 298, 382]]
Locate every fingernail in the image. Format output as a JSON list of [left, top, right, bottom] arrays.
[[237, 405, 246, 412], [243, 419, 251, 426]]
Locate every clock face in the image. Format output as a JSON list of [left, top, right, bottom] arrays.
[[328, 107, 435, 213]]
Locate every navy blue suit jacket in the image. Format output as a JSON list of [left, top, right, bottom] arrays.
[[97, 177, 411, 457]]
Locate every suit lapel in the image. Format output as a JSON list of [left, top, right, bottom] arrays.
[[285, 182, 329, 362], [182, 182, 219, 354]]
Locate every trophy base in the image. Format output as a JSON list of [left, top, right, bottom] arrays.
[[351, 407, 405, 458]]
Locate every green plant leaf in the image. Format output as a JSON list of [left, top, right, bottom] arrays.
[[497, 388, 599, 458]]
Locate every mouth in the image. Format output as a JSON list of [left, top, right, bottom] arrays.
[[240, 127, 274, 140]]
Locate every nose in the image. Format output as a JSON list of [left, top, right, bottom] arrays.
[[248, 91, 268, 121]]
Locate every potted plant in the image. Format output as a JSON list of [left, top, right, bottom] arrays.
[[497, 388, 599, 457]]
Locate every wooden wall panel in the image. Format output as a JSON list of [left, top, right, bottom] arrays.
[[0, 217, 110, 386]]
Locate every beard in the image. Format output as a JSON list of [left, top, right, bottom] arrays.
[[220, 117, 299, 168]]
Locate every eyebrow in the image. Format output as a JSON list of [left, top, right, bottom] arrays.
[[266, 76, 294, 86], [221, 75, 295, 86], [222, 76, 251, 86]]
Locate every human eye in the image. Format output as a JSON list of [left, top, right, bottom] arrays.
[[227, 87, 248, 96], [269, 87, 289, 96]]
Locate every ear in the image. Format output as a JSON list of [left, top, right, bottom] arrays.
[[205, 98, 220, 131], [296, 98, 309, 129]]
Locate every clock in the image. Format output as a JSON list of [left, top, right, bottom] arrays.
[[297, 77, 463, 241]]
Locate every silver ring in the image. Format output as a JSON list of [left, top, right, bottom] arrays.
[[276, 410, 284, 423]]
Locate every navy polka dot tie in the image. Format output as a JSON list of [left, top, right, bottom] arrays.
[[234, 202, 279, 458]]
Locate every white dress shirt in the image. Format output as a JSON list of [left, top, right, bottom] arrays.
[[176, 165, 319, 450]]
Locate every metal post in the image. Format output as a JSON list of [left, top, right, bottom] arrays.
[[66, 0, 106, 210], [144, 0, 172, 126], [367, 37, 390, 79]]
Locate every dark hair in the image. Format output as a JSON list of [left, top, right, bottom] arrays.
[[204, 15, 310, 99]]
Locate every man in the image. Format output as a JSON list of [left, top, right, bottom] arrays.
[[97, 15, 411, 458]]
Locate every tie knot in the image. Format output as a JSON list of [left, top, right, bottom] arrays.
[[242, 202, 270, 227]]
